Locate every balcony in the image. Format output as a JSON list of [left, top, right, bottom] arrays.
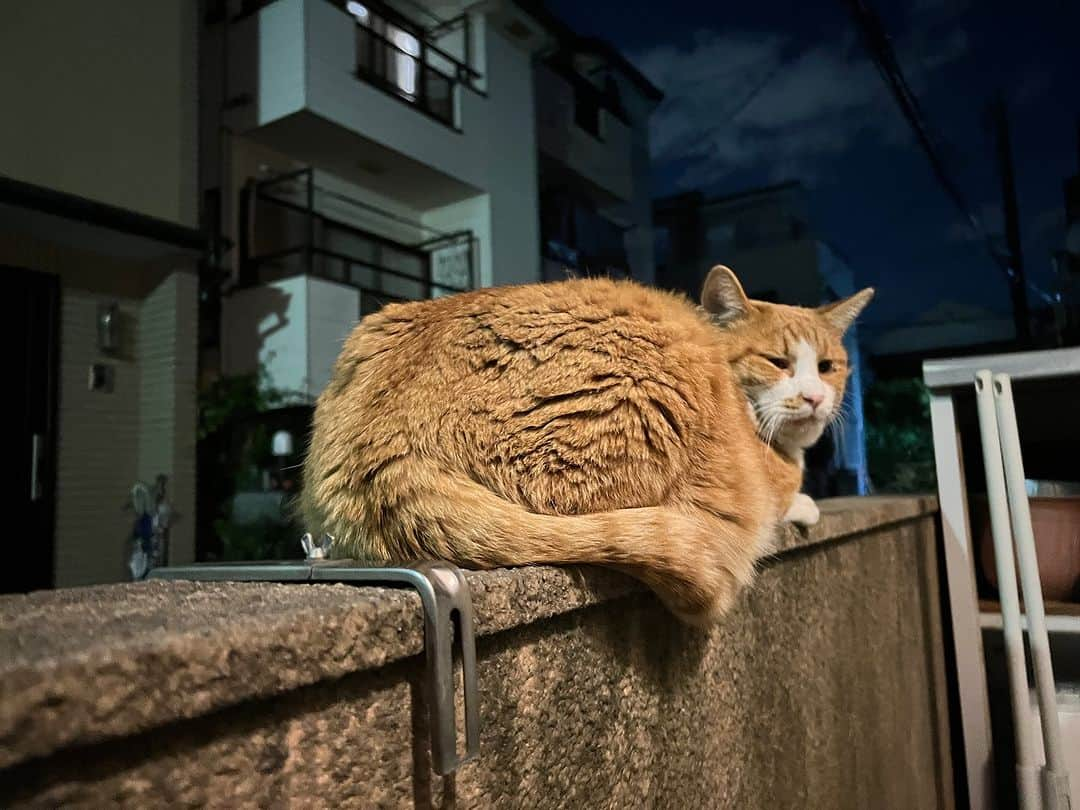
[[535, 62, 635, 204], [241, 167, 476, 302], [348, 0, 481, 130], [222, 167, 477, 398], [222, 0, 495, 205]]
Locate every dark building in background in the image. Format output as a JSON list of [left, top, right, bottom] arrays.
[[532, 17, 663, 283], [654, 181, 870, 496]]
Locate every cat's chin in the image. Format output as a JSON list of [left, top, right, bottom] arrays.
[[776, 416, 828, 449]]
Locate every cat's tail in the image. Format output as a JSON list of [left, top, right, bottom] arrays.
[[310, 462, 761, 625]]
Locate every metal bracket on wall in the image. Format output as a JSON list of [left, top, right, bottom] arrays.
[[148, 545, 480, 775]]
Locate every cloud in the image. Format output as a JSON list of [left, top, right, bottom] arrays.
[[634, 16, 970, 191], [946, 202, 1002, 242], [1031, 206, 1066, 238], [945, 204, 1066, 246], [1010, 66, 1053, 108]]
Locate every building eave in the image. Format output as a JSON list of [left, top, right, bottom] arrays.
[[0, 175, 206, 261]]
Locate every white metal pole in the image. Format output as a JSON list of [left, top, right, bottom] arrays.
[[974, 370, 1040, 809], [929, 390, 995, 808], [992, 373, 1073, 810]]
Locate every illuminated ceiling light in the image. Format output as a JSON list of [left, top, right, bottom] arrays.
[[346, 1, 369, 22]]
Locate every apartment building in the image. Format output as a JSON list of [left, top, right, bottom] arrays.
[[1, 1, 202, 590], [205, 0, 661, 398], [654, 182, 871, 495], [532, 11, 663, 283]]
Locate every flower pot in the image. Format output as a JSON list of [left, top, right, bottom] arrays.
[[978, 495, 1080, 603]]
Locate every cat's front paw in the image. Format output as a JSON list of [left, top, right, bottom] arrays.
[[784, 493, 820, 527]]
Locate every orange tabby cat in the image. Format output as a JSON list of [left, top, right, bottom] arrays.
[[301, 266, 872, 624]]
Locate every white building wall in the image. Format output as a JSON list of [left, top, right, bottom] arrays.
[[222, 275, 360, 401], [0, 232, 200, 587], [423, 195, 493, 289], [224, 0, 541, 288], [55, 290, 142, 586], [480, 26, 541, 287]]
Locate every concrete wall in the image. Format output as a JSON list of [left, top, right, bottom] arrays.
[[0, 497, 953, 809], [0, 1, 198, 227]]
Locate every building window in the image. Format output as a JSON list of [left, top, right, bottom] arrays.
[[540, 189, 629, 278], [574, 93, 601, 139], [344, 0, 465, 129]]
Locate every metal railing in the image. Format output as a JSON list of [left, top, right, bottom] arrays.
[[241, 168, 476, 311], [232, 1, 483, 130], [347, 0, 482, 130], [924, 346, 1080, 809]]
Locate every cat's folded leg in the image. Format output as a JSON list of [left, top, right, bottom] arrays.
[[784, 493, 820, 527]]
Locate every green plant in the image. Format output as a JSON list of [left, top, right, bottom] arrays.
[[197, 363, 307, 561], [864, 377, 937, 493], [213, 516, 299, 562], [198, 364, 290, 440]]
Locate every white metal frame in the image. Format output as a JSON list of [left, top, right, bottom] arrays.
[[925, 347, 1080, 808]]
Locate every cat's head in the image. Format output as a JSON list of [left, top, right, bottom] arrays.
[[701, 265, 874, 453]]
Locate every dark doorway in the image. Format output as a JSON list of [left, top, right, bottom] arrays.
[[6, 267, 59, 593]]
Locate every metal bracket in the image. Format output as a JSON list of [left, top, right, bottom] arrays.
[[149, 542, 480, 775]]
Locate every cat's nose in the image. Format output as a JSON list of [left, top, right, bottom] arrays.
[[802, 392, 825, 410]]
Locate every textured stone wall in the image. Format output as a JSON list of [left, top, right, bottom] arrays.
[[0, 497, 952, 808]]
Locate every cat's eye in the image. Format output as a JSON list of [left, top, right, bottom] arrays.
[[818, 360, 834, 374], [765, 356, 789, 370]]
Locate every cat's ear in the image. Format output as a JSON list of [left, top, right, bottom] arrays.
[[701, 265, 751, 326], [818, 288, 875, 332]]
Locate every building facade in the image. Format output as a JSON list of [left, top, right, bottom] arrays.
[[1, 0, 203, 590], [0, 0, 663, 585], [532, 17, 663, 284], [204, 0, 660, 398]]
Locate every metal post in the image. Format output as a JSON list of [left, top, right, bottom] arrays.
[[991, 95, 1032, 344], [992, 374, 1073, 809], [306, 168, 315, 276], [975, 371, 1039, 809], [418, 40, 428, 111], [928, 390, 995, 808]]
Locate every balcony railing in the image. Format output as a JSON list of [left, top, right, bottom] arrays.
[[229, 0, 483, 130], [344, 0, 482, 130], [241, 168, 476, 313]]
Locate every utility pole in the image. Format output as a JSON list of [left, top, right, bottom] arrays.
[[991, 93, 1032, 344]]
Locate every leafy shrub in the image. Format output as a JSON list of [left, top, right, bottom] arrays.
[[864, 377, 937, 493]]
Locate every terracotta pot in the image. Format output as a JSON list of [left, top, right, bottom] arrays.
[[979, 496, 1080, 602]]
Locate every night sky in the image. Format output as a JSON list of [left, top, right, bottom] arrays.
[[546, 0, 1079, 335]]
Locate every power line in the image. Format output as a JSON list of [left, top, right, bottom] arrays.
[[839, 2, 991, 247], [838, 0, 1063, 322]]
